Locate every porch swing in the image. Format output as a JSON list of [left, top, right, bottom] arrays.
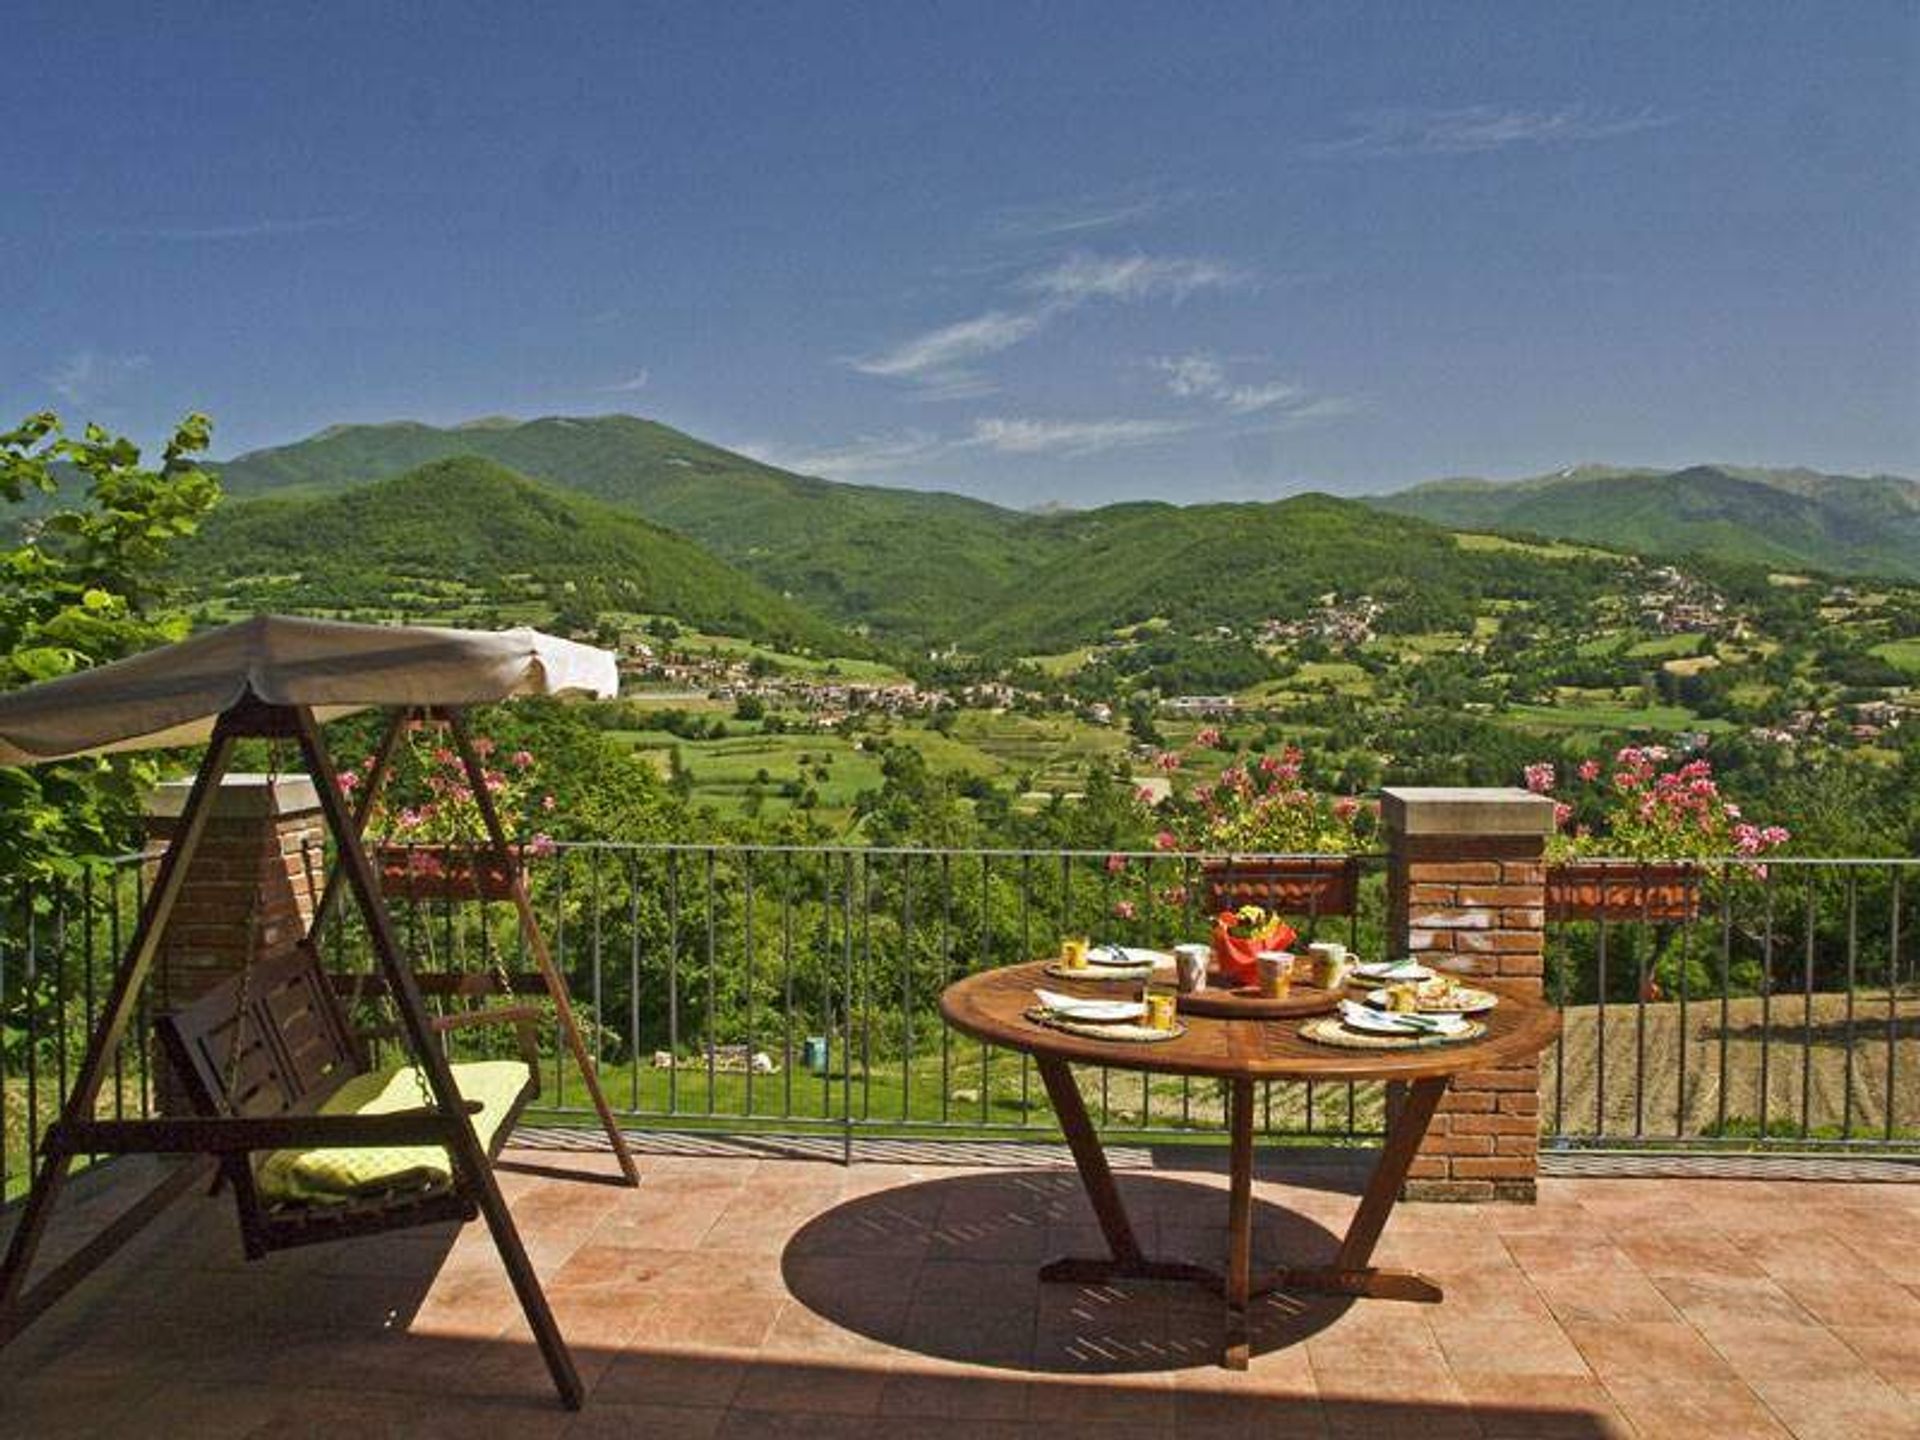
[[0, 616, 641, 1410]]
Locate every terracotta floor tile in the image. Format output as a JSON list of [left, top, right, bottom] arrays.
[[1599, 1374, 1794, 1439], [1562, 1318, 1740, 1386], [878, 1359, 1033, 1419], [1835, 1324, 1920, 1399], [1532, 1267, 1681, 1324], [1744, 1374, 1920, 1440], [1616, 1230, 1768, 1280], [1777, 1272, 1920, 1328], [594, 1346, 749, 1408], [1693, 1318, 1874, 1383], [13, 1155, 1920, 1438], [1652, 1271, 1818, 1331], [1429, 1313, 1592, 1377], [563, 1400, 727, 1439], [730, 1351, 892, 1416], [1452, 1373, 1635, 1439]]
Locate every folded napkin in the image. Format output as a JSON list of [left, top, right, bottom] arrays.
[[1340, 999, 1467, 1035], [1034, 988, 1145, 1022]]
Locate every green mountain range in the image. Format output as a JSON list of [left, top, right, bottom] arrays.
[[199, 415, 1916, 656], [214, 415, 1040, 641], [1372, 463, 1920, 581], [181, 456, 855, 653]]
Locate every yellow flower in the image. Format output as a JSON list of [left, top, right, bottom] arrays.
[[1236, 904, 1267, 924]]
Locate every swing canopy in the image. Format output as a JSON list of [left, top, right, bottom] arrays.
[[0, 613, 619, 764]]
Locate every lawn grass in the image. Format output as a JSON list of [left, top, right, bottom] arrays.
[[1871, 637, 1920, 678]]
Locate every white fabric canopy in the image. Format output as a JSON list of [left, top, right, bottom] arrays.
[[0, 615, 619, 764]]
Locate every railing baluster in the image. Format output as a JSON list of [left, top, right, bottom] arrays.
[[744, 850, 756, 1121]]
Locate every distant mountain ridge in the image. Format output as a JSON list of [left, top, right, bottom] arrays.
[[1373, 463, 1920, 581], [204, 416, 1918, 654], [183, 456, 857, 653], [215, 414, 1041, 642]]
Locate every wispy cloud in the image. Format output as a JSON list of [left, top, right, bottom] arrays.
[[1150, 351, 1350, 423], [748, 430, 946, 480], [851, 309, 1043, 395], [45, 350, 150, 407], [963, 415, 1193, 458], [91, 214, 357, 242], [1021, 252, 1248, 304], [599, 368, 651, 394], [990, 194, 1163, 239], [1309, 105, 1670, 159], [856, 250, 1245, 395]]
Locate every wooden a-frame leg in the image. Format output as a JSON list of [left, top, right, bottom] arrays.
[[0, 726, 239, 1346], [448, 710, 638, 1188], [1033, 1056, 1215, 1288], [1274, 1075, 1448, 1303], [295, 709, 585, 1410]]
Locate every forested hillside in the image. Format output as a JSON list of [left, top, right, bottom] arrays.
[[1376, 464, 1920, 581], [180, 457, 860, 654]]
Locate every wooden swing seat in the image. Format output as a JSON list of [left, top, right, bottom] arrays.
[[145, 943, 542, 1257]]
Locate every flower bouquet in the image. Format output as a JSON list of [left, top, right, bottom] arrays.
[[1210, 904, 1298, 988]]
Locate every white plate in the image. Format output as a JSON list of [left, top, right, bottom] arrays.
[[1353, 960, 1434, 983], [1364, 986, 1498, 1015], [1034, 989, 1147, 1023], [1337, 1000, 1467, 1036], [1088, 944, 1169, 969]]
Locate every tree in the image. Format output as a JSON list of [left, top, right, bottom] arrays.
[[0, 411, 219, 888]]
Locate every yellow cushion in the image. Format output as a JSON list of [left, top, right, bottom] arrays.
[[255, 1059, 529, 1205]]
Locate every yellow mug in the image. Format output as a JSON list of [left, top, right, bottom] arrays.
[[1061, 936, 1091, 970]]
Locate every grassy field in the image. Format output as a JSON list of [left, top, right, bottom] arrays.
[[946, 711, 1128, 791], [1545, 990, 1920, 1142], [640, 623, 905, 681], [1505, 697, 1728, 735], [1453, 532, 1612, 560], [1872, 638, 1920, 678]]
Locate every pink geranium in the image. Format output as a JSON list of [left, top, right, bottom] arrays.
[[1524, 748, 1788, 861]]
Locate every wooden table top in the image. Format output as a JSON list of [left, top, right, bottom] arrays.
[[938, 961, 1560, 1084]]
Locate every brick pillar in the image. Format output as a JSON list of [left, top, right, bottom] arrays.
[[1382, 787, 1553, 1203], [143, 774, 324, 1112]]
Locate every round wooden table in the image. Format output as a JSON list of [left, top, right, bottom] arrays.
[[939, 960, 1560, 1368]]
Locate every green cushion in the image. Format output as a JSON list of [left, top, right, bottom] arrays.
[[255, 1059, 528, 1205]]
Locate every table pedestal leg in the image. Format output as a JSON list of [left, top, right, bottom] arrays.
[[1224, 1077, 1256, 1368], [1272, 1075, 1447, 1303], [1034, 1056, 1217, 1289]]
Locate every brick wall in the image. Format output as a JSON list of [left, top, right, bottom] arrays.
[[143, 775, 324, 1111], [1382, 789, 1553, 1203]]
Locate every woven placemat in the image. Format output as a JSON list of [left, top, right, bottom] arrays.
[[1025, 1007, 1186, 1044], [1043, 961, 1153, 982], [1299, 1016, 1487, 1050]]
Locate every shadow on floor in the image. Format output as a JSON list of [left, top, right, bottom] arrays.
[[781, 1168, 1357, 1373]]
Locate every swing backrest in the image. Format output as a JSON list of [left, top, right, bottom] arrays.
[[156, 944, 365, 1122]]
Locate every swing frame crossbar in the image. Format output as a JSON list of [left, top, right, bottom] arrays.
[[0, 695, 638, 1410]]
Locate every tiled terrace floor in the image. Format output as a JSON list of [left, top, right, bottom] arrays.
[[3, 1143, 1919, 1438]]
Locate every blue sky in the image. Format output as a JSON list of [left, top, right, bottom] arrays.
[[3, 2, 1915, 507]]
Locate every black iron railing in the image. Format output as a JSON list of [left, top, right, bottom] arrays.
[[4, 844, 1914, 1200]]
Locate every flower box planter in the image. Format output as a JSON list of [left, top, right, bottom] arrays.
[[1201, 855, 1359, 918], [374, 844, 520, 902], [1545, 860, 1701, 923]]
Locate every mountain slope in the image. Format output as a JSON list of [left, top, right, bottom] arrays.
[[214, 415, 1040, 641], [181, 457, 860, 653], [971, 492, 1620, 653], [1375, 464, 1920, 580]]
